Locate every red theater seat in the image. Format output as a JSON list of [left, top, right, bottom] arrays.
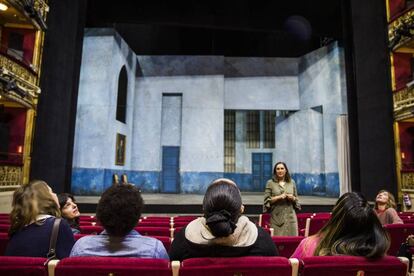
[[305, 217, 330, 237], [0, 256, 49, 276], [134, 226, 172, 238], [55, 257, 174, 276], [173, 216, 198, 222], [0, 224, 10, 233], [78, 216, 96, 222], [384, 223, 414, 256], [299, 256, 408, 276], [172, 221, 191, 228], [179, 256, 295, 276], [137, 221, 172, 228], [0, 232, 8, 256], [0, 219, 10, 225], [79, 226, 103, 234], [272, 236, 305, 258], [142, 216, 171, 222], [259, 213, 270, 227]]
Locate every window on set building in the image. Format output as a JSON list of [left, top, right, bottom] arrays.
[[224, 110, 236, 172], [116, 66, 128, 123]]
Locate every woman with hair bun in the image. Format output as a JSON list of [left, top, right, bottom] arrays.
[[169, 178, 278, 261]]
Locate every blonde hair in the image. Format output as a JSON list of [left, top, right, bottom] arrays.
[[374, 189, 397, 209], [9, 180, 60, 236]]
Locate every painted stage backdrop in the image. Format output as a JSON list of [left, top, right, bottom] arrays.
[[71, 28, 347, 197]]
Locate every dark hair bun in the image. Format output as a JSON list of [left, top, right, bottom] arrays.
[[205, 209, 237, 237]]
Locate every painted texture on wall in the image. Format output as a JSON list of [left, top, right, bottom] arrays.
[[72, 29, 346, 197]]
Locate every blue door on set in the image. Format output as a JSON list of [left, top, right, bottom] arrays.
[[252, 153, 273, 191], [162, 146, 180, 193]]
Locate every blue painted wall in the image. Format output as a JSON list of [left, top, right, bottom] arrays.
[[72, 167, 338, 196]]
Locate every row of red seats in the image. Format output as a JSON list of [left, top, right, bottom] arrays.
[[0, 231, 304, 258], [0, 255, 408, 276]]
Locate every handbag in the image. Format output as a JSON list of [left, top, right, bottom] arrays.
[[45, 218, 61, 263]]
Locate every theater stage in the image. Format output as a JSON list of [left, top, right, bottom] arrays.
[[77, 193, 338, 215]]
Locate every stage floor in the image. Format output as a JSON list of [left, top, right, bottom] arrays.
[[76, 193, 338, 205], [77, 193, 338, 215]]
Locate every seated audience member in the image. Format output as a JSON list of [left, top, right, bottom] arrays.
[[5, 180, 75, 259], [70, 184, 168, 259], [291, 192, 389, 259], [374, 189, 403, 225], [58, 193, 81, 234], [169, 178, 278, 261]]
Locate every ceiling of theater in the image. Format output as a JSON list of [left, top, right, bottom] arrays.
[[85, 0, 343, 57]]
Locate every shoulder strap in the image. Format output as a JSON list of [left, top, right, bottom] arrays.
[[47, 218, 61, 260]]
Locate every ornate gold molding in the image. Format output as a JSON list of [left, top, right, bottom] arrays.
[[6, 0, 49, 30], [393, 86, 414, 120], [388, 8, 414, 51], [0, 166, 22, 187], [0, 55, 37, 85], [401, 171, 414, 190]]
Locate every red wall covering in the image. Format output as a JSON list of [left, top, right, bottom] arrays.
[[393, 52, 412, 91], [399, 122, 414, 170], [0, 108, 26, 165], [389, 0, 406, 20]]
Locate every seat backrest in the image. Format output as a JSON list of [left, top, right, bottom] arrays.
[[137, 221, 173, 228], [180, 256, 292, 276], [259, 213, 271, 228], [173, 221, 191, 228], [0, 224, 10, 233], [142, 216, 172, 222], [150, 236, 172, 251], [79, 225, 103, 234], [0, 256, 48, 276], [306, 217, 330, 237], [0, 232, 9, 256], [134, 226, 172, 237], [78, 216, 96, 222], [384, 223, 414, 256], [0, 219, 10, 225], [173, 216, 198, 222], [299, 256, 407, 276], [55, 257, 172, 276], [272, 236, 305, 258]]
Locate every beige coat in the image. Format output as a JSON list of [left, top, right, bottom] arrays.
[[263, 178, 299, 236]]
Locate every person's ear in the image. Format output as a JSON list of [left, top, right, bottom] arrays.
[[240, 205, 245, 214]]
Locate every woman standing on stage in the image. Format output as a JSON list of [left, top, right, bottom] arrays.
[[263, 162, 299, 236]]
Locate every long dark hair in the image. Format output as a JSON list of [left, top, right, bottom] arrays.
[[203, 178, 242, 237], [315, 192, 390, 259], [57, 193, 80, 231], [272, 162, 291, 182]]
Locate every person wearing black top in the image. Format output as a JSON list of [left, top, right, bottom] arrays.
[[169, 178, 278, 261], [5, 180, 75, 259]]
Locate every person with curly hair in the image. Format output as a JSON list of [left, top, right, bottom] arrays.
[[291, 192, 390, 259], [374, 189, 403, 225], [58, 193, 81, 234], [169, 178, 278, 261], [70, 184, 168, 258], [5, 180, 75, 259]]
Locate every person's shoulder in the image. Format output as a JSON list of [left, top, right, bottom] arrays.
[[385, 207, 398, 214]]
